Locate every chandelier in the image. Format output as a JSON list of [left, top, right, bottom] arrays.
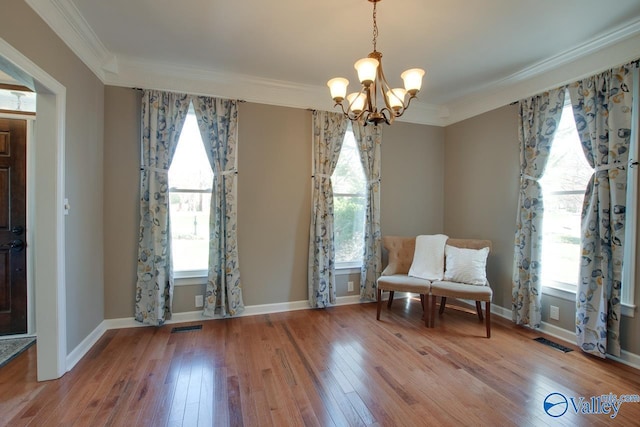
[[327, 0, 425, 126]]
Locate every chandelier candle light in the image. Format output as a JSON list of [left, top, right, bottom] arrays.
[[327, 0, 425, 125]]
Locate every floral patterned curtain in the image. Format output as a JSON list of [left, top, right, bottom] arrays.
[[512, 88, 565, 328], [352, 122, 382, 300], [568, 64, 634, 358], [309, 111, 348, 307], [192, 96, 244, 317], [136, 90, 191, 325]]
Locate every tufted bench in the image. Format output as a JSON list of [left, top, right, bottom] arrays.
[[376, 236, 493, 337]]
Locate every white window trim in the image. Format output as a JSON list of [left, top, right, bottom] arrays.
[[336, 262, 362, 275], [173, 269, 207, 286], [332, 123, 367, 269], [169, 105, 213, 278], [621, 66, 639, 316]]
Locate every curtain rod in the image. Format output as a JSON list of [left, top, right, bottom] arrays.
[[131, 87, 245, 102]]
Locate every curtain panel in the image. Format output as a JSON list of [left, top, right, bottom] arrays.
[[308, 111, 348, 308], [512, 88, 566, 328], [193, 96, 244, 317], [569, 64, 634, 358], [135, 90, 191, 325], [352, 123, 382, 300]]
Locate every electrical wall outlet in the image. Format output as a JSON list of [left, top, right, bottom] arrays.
[[195, 295, 204, 308], [347, 281, 354, 292], [550, 305, 560, 321]]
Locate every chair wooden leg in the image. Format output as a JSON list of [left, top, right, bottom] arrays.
[[387, 291, 395, 308], [476, 301, 484, 322], [438, 296, 447, 314], [376, 288, 382, 320], [423, 294, 429, 327], [430, 294, 436, 327], [485, 301, 491, 338]]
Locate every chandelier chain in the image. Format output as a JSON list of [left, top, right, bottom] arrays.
[[372, 1, 378, 52]]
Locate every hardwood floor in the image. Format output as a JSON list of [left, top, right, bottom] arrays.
[[2, 297, 640, 426]]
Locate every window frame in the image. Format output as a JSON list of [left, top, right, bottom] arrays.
[[332, 125, 367, 271], [168, 104, 212, 283]]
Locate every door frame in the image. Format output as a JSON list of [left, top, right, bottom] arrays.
[[0, 38, 67, 381]]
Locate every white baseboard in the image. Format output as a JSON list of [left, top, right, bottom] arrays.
[[487, 301, 640, 370], [65, 321, 106, 372]]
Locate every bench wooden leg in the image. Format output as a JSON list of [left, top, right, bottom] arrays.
[[387, 291, 395, 308], [485, 301, 491, 338], [430, 294, 436, 327], [476, 301, 484, 322], [438, 296, 447, 315], [423, 294, 429, 327], [376, 288, 382, 320]]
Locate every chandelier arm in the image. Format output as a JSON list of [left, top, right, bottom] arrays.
[[403, 93, 417, 110], [341, 100, 366, 123]]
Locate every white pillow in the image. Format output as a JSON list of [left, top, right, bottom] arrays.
[[408, 234, 448, 280], [443, 245, 489, 285]]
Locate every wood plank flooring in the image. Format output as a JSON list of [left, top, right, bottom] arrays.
[[2, 297, 640, 426]]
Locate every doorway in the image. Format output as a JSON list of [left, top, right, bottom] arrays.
[[0, 38, 67, 381]]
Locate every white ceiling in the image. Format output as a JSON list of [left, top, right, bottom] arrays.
[[24, 0, 640, 125]]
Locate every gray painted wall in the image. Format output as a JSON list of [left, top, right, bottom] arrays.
[[103, 87, 445, 316], [0, 1, 105, 352], [444, 105, 519, 310]]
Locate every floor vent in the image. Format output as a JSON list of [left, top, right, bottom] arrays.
[[171, 324, 203, 333], [534, 337, 573, 353]]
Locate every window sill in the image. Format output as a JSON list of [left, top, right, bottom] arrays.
[[336, 263, 361, 276], [173, 270, 207, 287], [542, 284, 636, 318]]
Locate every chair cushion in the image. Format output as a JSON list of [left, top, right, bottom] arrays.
[[431, 280, 492, 301], [377, 274, 431, 293]]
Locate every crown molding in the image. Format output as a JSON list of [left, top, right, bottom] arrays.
[[442, 17, 640, 125], [105, 56, 450, 126], [24, 1, 640, 127], [25, 0, 117, 80]]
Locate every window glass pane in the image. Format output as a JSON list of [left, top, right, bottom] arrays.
[[170, 110, 213, 190], [333, 131, 366, 195], [168, 106, 212, 272], [540, 100, 592, 287], [334, 195, 366, 264], [170, 192, 211, 272], [333, 128, 367, 265]]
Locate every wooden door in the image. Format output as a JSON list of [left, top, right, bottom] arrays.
[[0, 118, 27, 335]]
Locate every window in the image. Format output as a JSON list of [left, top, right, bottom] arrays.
[[168, 104, 212, 277], [332, 125, 367, 268], [539, 96, 592, 291], [541, 82, 638, 313]]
